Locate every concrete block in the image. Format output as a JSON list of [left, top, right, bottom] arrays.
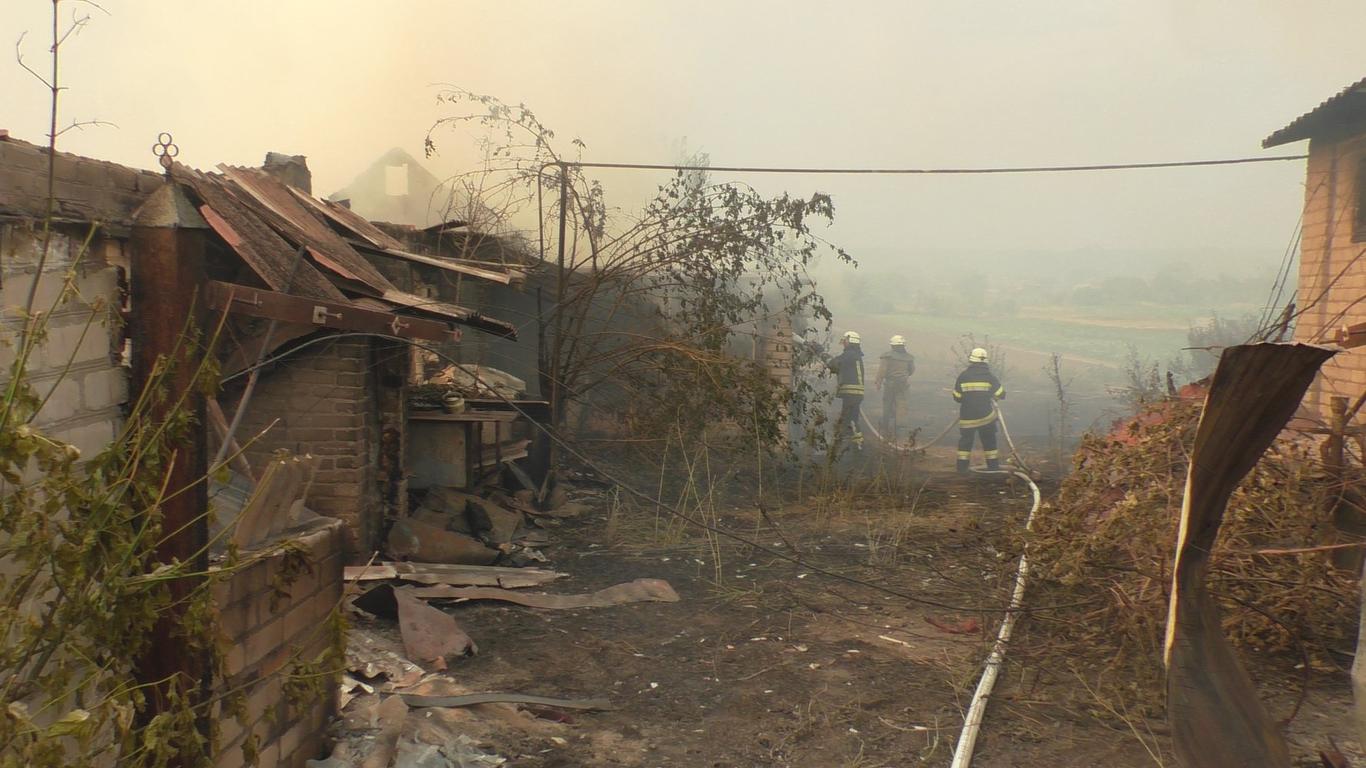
[[277, 718, 321, 767], [46, 419, 117, 461], [0, 271, 69, 316], [74, 265, 118, 302], [244, 616, 287, 671], [39, 320, 112, 369], [80, 366, 128, 412], [32, 375, 80, 421]]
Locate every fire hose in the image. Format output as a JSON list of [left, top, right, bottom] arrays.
[[955, 405, 1041, 768], [861, 400, 1041, 767]]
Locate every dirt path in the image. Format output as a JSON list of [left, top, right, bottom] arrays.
[[340, 460, 1182, 767]]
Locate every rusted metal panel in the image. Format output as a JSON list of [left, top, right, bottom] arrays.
[[350, 238, 515, 285], [204, 280, 458, 342], [176, 167, 344, 301], [287, 186, 407, 251], [216, 164, 393, 291], [1164, 343, 1334, 768]]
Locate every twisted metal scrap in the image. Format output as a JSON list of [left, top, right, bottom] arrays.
[[1164, 342, 1334, 768]]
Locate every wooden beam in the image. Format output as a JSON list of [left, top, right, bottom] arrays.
[[204, 280, 459, 343], [1335, 321, 1366, 348]]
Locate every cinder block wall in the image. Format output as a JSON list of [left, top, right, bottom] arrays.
[[226, 337, 382, 558], [0, 222, 127, 459], [0, 135, 162, 224], [1294, 133, 1366, 422], [212, 518, 344, 768]]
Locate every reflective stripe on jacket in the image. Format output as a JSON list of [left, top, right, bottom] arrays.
[[953, 361, 1004, 425], [827, 345, 865, 397]]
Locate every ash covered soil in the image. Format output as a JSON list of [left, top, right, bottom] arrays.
[[337, 456, 1356, 767]]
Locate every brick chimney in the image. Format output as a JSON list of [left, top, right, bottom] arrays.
[[261, 152, 311, 193]]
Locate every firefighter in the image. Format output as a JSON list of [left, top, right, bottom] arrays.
[[953, 347, 1005, 472], [826, 330, 865, 452], [875, 334, 916, 441]]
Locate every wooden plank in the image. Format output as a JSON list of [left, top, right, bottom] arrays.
[[343, 562, 566, 588], [204, 280, 457, 342], [399, 692, 616, 711], [415, 578, 680, 610], [409, 410, 520, 423], [1164, 342, 1334, 768]]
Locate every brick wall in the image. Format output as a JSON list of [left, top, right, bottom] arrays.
[[0, 222, 127, 462], [225, 337, 383, 558], [1293, 133, 1366, 422], [212, 518, 344, 768]]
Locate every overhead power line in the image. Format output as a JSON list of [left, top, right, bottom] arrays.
[[555, 155, 1307, 176]]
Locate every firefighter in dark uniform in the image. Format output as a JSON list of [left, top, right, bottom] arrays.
[[875, 334, 916, 441], [953, 347, 1005, 472], [826, 330, 865, 452]]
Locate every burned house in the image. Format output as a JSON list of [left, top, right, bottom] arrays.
[[328, 147, 451, 228], [0, 132, 533, 767], [1264, 76, 1366, 422]]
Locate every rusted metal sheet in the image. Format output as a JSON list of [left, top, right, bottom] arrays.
[[175, 167, 344, 301], [204, 280, 458, 342], [216, 164, 393, 291], [350, 238, 515, 285], [1164, 342, 1334, 768], [287, 187, 407, 250], [394, 587, 476, 669]]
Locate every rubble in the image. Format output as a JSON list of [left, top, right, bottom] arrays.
[[387, 518, 500, 566]]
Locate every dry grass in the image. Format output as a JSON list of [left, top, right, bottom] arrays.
[[1025, 398, 1359, 709]]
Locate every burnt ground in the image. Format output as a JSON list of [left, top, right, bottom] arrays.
[[338, 448, 1363, 768]]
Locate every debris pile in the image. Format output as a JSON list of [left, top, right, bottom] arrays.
[[1026, 398, 1357, 702], [318, 471, 680, 767], [390, 478, 584, 568], [409, 365, 527, 410]]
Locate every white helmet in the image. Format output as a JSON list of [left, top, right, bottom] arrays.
[[841, 331, 861, 345], [969, 347, 989, 363], [889, 335, 906, 346]]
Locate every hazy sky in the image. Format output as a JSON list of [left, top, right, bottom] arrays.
[[4, 1, 1364, 258]]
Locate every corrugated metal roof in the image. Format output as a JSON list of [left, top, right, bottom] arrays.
[[288, 188, 408, 251], [1264, 76, 1366, 148], [199, 164, 517, 338], [217, 165, 394, 293], [176, 166, 345, 301]]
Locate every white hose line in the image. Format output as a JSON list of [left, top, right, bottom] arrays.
[[949, 466, 1041, 768]]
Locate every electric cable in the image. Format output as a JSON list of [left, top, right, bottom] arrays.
[[551, 155, 1306, 176]]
